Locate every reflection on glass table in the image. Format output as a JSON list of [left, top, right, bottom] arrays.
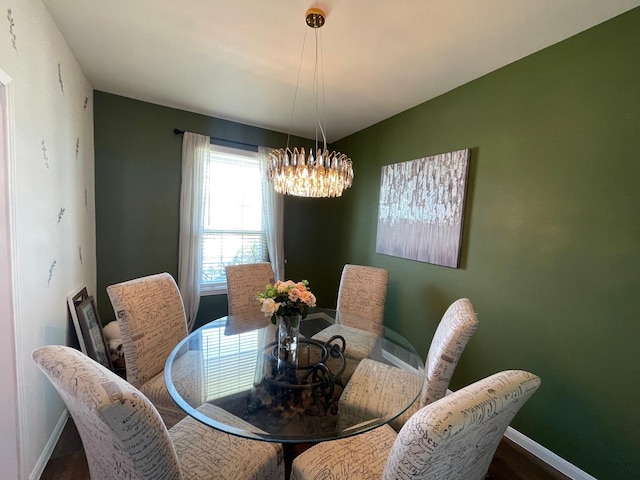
[[164, 308, 424, 443]]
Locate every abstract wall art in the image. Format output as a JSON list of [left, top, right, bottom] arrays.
[[376, 148, 470, 268]]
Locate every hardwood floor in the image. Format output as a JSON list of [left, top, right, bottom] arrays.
[[40, 419, 88, 480], [41, 417, 570, 480], [487, 437, 571, 480]]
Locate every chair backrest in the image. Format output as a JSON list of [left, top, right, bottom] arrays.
[[421, 297, 479, 407], [225, 262, 275, 316], [384, 370, 541, 480], [336, 264, 389, 336], [33, 345, 182, 480], [107, 272, 187, 389]]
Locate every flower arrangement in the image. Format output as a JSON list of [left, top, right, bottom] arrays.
[[257, 279, 317, 324]]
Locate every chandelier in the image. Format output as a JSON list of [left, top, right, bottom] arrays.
[[266, 8, 354, 198]]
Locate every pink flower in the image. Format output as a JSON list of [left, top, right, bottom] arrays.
[[276, 280, 295, 293], [288, 287, 302, 302]]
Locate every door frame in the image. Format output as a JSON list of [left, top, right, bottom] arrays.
[[0, 68, 23, 479]]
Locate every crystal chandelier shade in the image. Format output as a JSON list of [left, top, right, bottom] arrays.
[[267, 8, 354, 198], [267, 147, 353, 198]]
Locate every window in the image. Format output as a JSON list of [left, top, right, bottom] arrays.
[[201, 145, 267, 294]]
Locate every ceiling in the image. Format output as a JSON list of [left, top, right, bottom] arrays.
[[43, 0, 640, 143]]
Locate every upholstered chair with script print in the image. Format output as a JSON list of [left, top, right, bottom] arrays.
[[33, 345, 285, 480], [336, 264, 389, 335], [338, 297, 479, 431], [225, 262, 275, 317], [106, 272, 193, 428], [291, 370, 540, 480], [312, 264, 389, 382]]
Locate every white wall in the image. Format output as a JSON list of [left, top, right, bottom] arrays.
[[0, 1, 96, 478]]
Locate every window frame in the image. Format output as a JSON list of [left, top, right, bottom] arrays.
[[200, 144, 268, 296]]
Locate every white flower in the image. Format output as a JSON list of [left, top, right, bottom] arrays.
[[260, 298, 281, 317]]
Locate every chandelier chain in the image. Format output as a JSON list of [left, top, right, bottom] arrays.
[[286, 26, 309, 152]]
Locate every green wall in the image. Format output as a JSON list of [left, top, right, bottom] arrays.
[[94, 92, 344, 328], [329, 9, 640, 479]]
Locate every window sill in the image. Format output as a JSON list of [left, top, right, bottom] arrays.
[[200, 286, 228, 296]]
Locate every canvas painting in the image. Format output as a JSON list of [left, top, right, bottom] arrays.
[[376, 148, 470, 268]]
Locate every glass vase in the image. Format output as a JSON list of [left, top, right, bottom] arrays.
[[276, 314, 301, 365]]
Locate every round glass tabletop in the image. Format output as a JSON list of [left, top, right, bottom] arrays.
[[165, 308, 424, 443]]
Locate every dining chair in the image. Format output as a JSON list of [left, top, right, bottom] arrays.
[[225, 262, 275, 317], [33, 345, 285, 480], [338, 297, 479, 431], [335, 264, 389, 335], [311, 264, 389, 383], [106, 272, 193, 427], [291, 369, 541, 480]]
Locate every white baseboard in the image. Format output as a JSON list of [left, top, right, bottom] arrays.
[[504, 426, 596, 480], [30, 409, 69, 480]]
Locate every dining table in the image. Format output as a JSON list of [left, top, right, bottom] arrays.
[[164, 307, 424, 449]]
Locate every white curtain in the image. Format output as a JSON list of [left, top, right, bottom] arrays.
[[178, 132, 209, 331], [259, 147, 285, 281]]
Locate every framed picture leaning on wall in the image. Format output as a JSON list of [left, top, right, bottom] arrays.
[[67, 285, 89, 354], [75, 295, 113, 371]]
